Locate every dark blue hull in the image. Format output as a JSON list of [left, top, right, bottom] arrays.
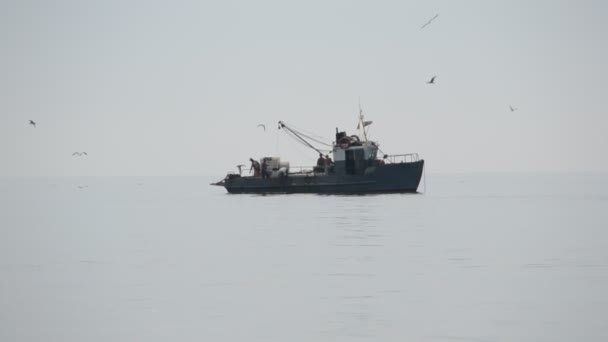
[[223, 160, 424, 194]]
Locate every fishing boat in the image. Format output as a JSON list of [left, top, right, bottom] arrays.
[[212, 110, 425, 194]]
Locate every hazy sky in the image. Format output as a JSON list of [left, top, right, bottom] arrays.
[[1, 0, 607, 176]]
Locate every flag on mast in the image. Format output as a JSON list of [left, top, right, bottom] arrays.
[[357, 121, 373, 129]]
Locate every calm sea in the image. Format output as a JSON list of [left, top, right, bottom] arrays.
[[1, 173, 607, 342]]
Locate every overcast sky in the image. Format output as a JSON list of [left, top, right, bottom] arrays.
[[1, 0, 607, 176]]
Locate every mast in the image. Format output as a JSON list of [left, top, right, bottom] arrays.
[[357, 99, 372, 142]]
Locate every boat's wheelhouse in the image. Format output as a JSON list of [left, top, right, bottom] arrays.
[[332, 131, 379, 175]]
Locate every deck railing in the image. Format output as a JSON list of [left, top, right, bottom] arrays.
[[384, 153, 420, 164], [230, 166, 315, 176], [230, 155, 420, 176]]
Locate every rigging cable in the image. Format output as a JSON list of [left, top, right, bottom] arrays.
[[278, 121, 329, 155], [283, 129, 331, 154], [423, 161, 427, 194], [280, 122, 333, 147], [282, 123, 333, 147]]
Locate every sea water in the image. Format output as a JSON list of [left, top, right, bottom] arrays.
[[1, 173, 607, 341]]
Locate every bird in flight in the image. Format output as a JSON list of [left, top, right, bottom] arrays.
[[427, 76, 437, 84], [257, 124, 266, 131], [421, 14, 439, 29], [509, 105, 518, 112], [72, 152, 88, 156], [236, 164, 245, 174], [29, 120, 36, 127]]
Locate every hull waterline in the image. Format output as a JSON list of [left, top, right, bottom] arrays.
[[222, 160, 424, 194]]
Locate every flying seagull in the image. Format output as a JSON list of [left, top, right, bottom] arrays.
[[29, 120, 36, 127], [72, 152, 88, 156], [509, 105, 518, 112], [257, 124, 266, 131], [421, 14, 439, 29], [236, 164, 245, 174], [427, 76, 436, 84]]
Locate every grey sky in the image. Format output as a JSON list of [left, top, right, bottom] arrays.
[[1, 0, 607, 176]]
